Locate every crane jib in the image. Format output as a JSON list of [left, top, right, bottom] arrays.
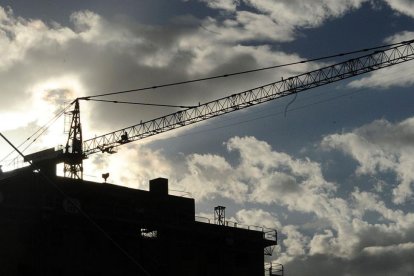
[[81, 42, 414, 157]]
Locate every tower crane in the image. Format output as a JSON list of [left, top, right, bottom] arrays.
[[30, 40, 414, 179]]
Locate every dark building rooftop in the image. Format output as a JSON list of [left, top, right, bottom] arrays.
[[0, 168, 277, 275]]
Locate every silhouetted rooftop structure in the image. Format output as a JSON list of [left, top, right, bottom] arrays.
[[0, 167, 276, 275]]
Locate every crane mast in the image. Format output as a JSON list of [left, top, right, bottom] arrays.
[[64, 99, 84, 179], [63, 40, 414, 179]]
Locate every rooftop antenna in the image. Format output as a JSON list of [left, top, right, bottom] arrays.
[[214, 206, 226, 226], [102, 172, 109, 183]]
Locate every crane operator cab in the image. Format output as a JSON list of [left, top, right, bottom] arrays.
[[120, 131, 129, 144]]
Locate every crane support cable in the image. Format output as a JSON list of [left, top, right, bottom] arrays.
[[20, 102, 74, 151], [80, 39, 414, 100], [83, 98, 197, 109], [0, 102, 75, 164], [82, 40, 414, 156]]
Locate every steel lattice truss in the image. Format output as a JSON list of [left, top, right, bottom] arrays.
[[83, 41, 414, 156]]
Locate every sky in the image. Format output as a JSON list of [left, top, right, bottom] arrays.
[[1, 0, 414, 275]]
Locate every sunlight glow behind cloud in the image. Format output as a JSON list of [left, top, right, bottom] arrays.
[[1, 1, 414, 275]]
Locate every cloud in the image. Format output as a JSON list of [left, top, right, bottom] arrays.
[[87, 143, 175, 189], [0, 6, 77, 122], [282, 225, 309, 257], [0, 7, 76, 71], [177, 152, 249, 203], [363, 242, 414, 255], [235, 208, 281, 229], [196, 0, 414, 29], [0, 3, 327, 181], [175, 136, 337, 207], [177, 137, 357, 258], [192, 1, 414, 92], [2, 4, 414, 274], [278, 186, 414, 275], [384, 0, 414, 17], [348, 30, 414, 89], [198, 0, 240, 12], [59, 129, 414, 275], [192, 0, 367, 43], [0, 4, 319, 145], [243, 0, 366, 27], [170, 133, 414, 274], [283, 244, 414, 276], [322, 117, 414, 204]]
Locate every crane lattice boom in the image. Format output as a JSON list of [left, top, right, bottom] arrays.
[[82, 40, 414, 157]]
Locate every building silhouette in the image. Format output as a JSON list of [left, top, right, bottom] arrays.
[[0, 166, 277, 275]]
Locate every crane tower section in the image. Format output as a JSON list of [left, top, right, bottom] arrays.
[[64, 100, 84, 179]]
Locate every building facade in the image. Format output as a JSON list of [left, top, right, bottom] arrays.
[[0, 169, 276, 275]]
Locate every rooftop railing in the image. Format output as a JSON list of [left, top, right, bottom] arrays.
[[195, 216, 277, 244], [264, 262, 284, 276]]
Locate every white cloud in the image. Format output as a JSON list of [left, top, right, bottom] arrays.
[[0, 4, 319, 145], [87, 143, 175, 189], [243, 0, 366, 27], [384, 0, 414, 17], [309, 229, 336, 255], [192, 0, 414, 93], [53, 128, 414, 275], [322, 117, 414, 204], [2, 4, 414, 274], [282, 225, 309, 257], [178, 153, 248, 203], [175, 136, 337, 208], [348, 31, 414, 89], [0, 6, 76, 71], [172, 134, 414, 265], [178, 136, 360, 258], [279, 186, 414, 275], [199, 0, 240, 11], [0, 4, 327, 185], [217, 11, 295, 42], [351, 189, 414, 230], [193, 0, 367, 43], [384, 30, 414, 44], [363, 242, 414, 255], [235, 208, 281, 229]]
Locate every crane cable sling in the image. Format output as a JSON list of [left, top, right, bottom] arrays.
[[284, 92, 298, 118], [79, 39, 414, 100]]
